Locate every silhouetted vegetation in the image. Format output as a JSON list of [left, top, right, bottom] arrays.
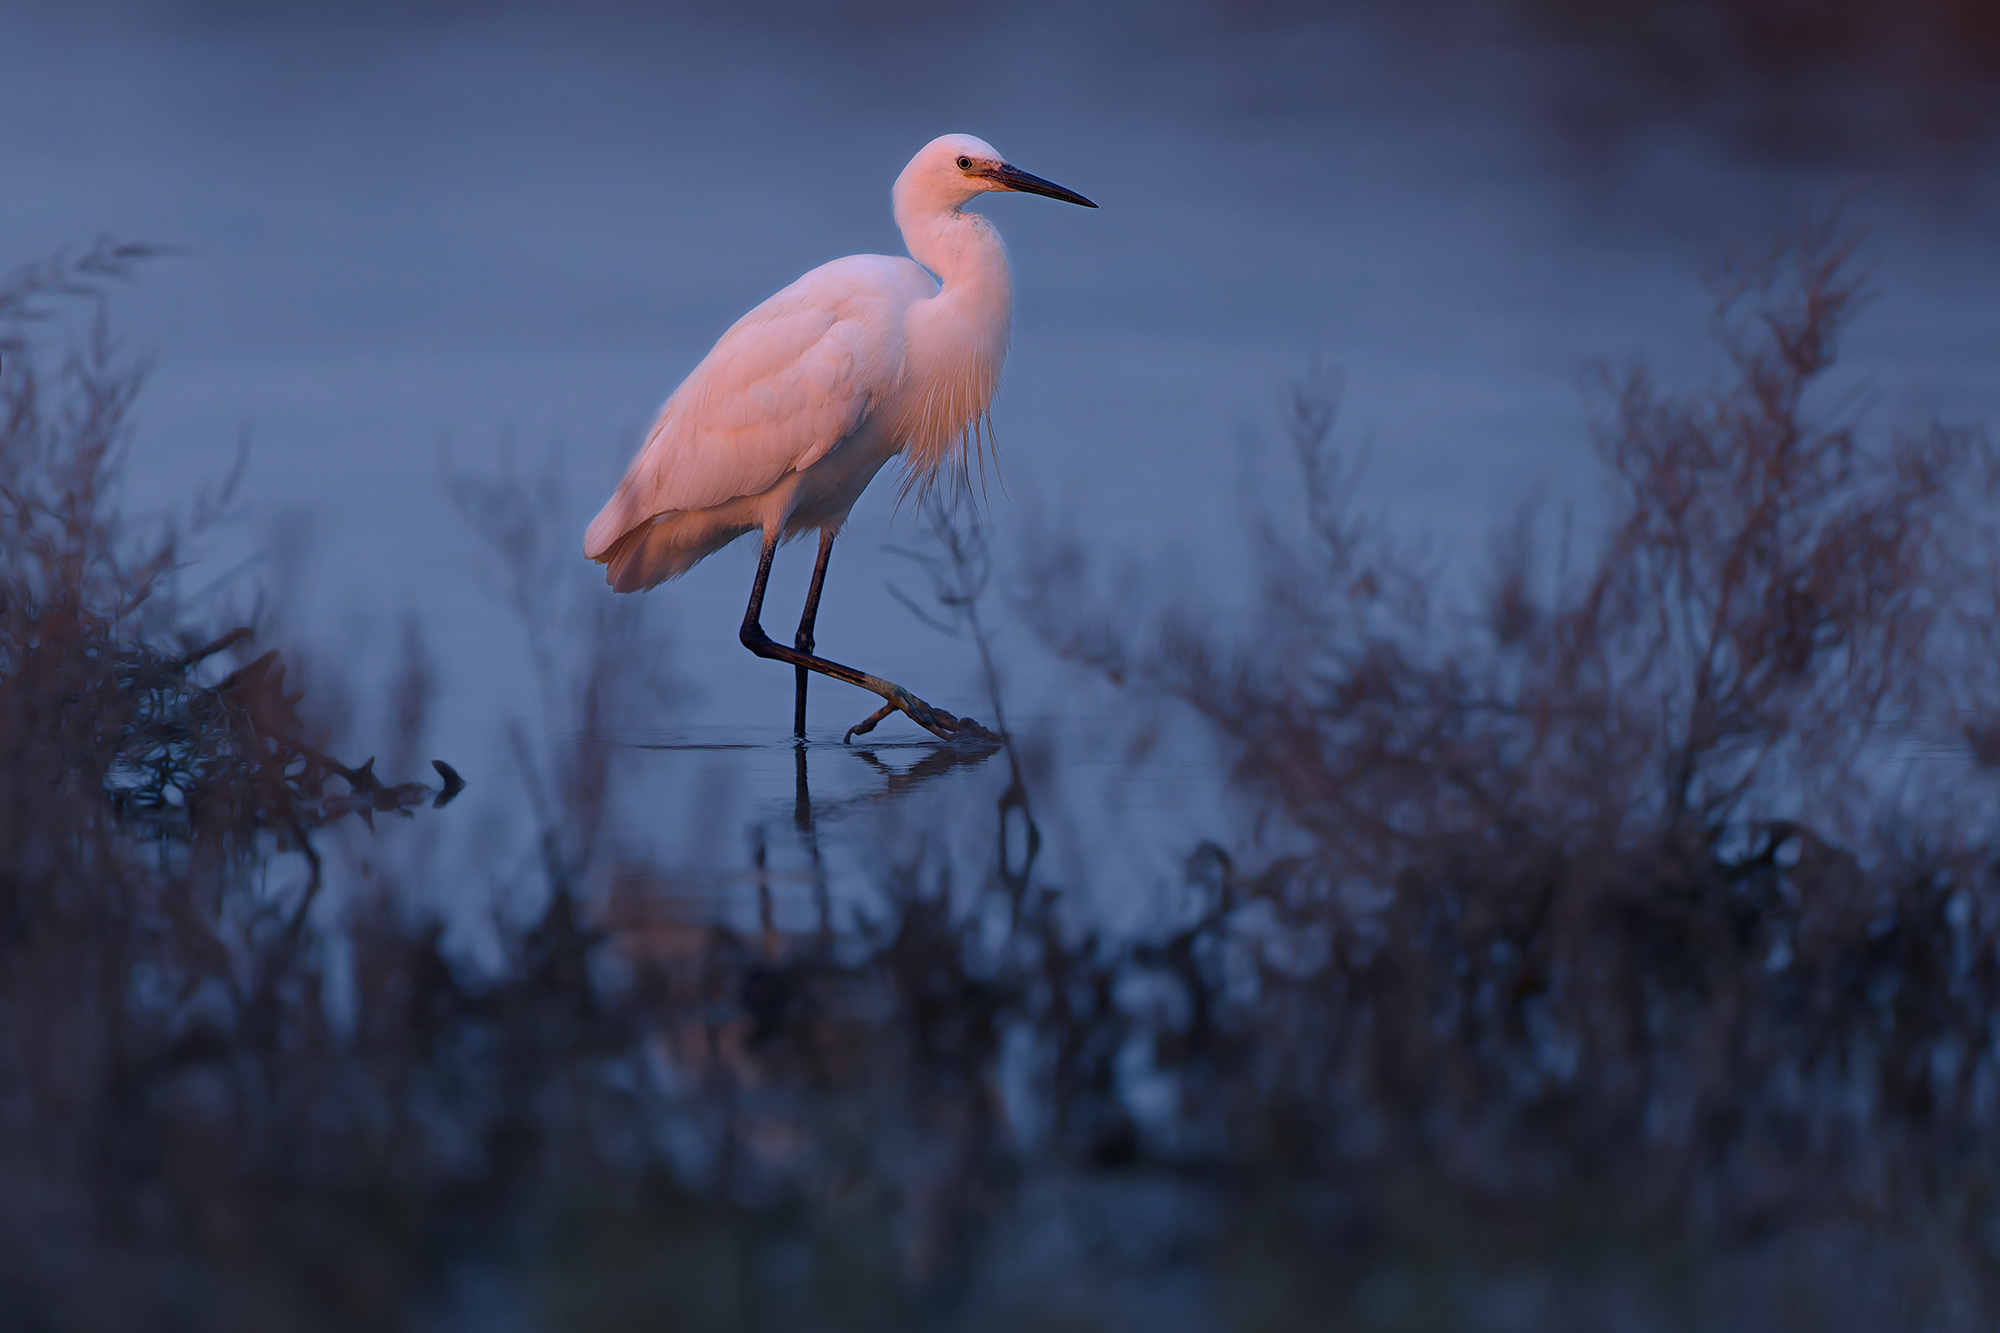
[[4, 224, 1999, 1331], [1022, 219, 2000, 1326]]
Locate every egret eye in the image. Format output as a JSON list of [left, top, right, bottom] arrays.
[[955, 155, 972, 170]]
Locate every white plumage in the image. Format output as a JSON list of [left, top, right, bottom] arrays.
[[588, 133, 1084, 591], [584, 133, 1095, 740]]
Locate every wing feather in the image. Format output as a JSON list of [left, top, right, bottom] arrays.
[[585, 255, 934, 559]]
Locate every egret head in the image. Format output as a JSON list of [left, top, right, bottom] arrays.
[[894, 133, 1098, 218]]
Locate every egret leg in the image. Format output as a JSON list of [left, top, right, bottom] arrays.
[[740, 533, 992, 744], [792, 528, 837, 737]]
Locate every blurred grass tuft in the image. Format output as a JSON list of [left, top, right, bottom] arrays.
[[6, 224, 2000, 1330]]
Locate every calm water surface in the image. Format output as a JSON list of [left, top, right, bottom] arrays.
[[4, 1, 1997, 923]]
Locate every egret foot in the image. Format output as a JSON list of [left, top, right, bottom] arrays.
[[738, 530, 997, 746], [843, 687, 996, 744], [738, 621, 991, 744]]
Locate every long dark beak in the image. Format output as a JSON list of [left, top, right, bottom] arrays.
[[979, 162, 1098, 208]]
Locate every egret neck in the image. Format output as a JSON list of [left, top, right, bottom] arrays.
[[891, 163, 1013, 483]]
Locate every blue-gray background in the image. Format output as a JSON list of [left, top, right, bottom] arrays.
[[6, 0, 1997, 906]]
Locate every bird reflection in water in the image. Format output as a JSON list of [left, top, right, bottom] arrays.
[[804, 732, 1005, 821]]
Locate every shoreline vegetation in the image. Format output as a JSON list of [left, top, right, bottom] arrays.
[[6, 226, 2000, 1330]]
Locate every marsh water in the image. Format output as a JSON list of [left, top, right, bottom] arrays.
[[5, 0, 1999, 923]]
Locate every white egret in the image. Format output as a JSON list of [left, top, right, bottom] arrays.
[[584, 133, 1096, 741]]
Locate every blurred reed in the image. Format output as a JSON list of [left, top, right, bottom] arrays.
[[3, 222, 1999, 1331]]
